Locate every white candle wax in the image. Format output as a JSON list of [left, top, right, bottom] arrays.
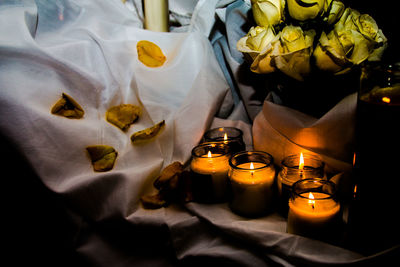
[[143, 0, 169, 32], [229, 162, 276, 216], [190, 153, 230, 201], [287, 192, 341, 240]]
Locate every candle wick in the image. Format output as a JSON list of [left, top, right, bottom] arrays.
[[311, 203, 315, 210]]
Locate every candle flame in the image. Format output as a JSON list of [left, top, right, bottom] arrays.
[[250, 162, 254, 176], [207, 151, 212, 158], [299, 152, 304, 170], [382, 97, 391, 103], [223, 133, 228, 144], [308, 192, 315, 209], [250, 162, 255, 170], [353, 185, 358, 199]]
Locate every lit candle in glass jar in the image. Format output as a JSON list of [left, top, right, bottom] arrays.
[[277, 153, 325, 216], [190, 142, 230, 203], [287, 179, 341, 243], [202, 127, 246, 154], [229, 151, 276, 217]]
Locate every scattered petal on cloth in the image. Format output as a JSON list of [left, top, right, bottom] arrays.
[[51, 92, 85, 119], [106, 104, 141, 131], [86, 145, 118, 172], [130, 120, 165, 144], [136, 40, 167, 67]]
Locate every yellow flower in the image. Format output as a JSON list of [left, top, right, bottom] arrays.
[[251, 0, 285, 27], [281, 25, 310, 53], [251, 25, 315, 80], [314, 8, 387, 73], [286, 0, 328, 21], [246, 26, 276, 51], [237, 26, 276, 60], [325, 0, 345, 25], [313, 30, 352, 73]]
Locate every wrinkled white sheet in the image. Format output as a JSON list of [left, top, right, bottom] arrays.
[[1, 0, 397, 266], [1, 0, 230, 219]]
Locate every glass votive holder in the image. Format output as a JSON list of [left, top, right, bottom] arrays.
[[190, 142, 230, 203], [287, 179, 341, 244], [228, 151, 276, 217], [277, 153, 326, 216], [202, 127, 245, 154]]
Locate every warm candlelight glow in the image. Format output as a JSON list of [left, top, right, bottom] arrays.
[[250, 162, 254, 176], [191, 143, 230, 202], [299, 152, 304, 170], [223, 132, 228, 144], [229, 151, 276, 216], [298, 152, 305, 178], [382, 96, 391, 103], [353, 184, 357, 199], [250, 162, 255, 169], [308, 192, 315, 209]]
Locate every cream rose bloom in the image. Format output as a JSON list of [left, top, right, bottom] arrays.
[[287, 0, 331, 21], [251, 0, 285, 27], [325, 0, 345, 25], [237, 26, 277, 60], [251, 25, 316, 80], [314, 8, 387, 73]]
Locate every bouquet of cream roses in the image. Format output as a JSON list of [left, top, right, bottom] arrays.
[[237, 0, 387, 81]]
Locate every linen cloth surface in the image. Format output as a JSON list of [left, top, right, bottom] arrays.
[[1, 0, 398, 266]]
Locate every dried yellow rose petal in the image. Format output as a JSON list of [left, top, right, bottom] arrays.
[[131, 120, 165, 144], [51, 93, 84, 119], [137, 40, 166, 67], [86, 145, 118, 172], [153, 161, 184, 190], [106, 104, 142, 131], [141, 193, 168, 209]]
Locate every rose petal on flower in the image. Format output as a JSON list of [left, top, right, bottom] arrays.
[[270, 27, 315, 80], [251, 0, 285, 27], [314, 43, 344, 73], [250, 35, 281, 73], [347, 31, 372, 65], [246, 26, 276, 52], [356, 14, 378, 41], [325, 0, 345, 25], [281, 25, 307, 53], [137, 40, 166, 67], [287, 0, 325, 21], [237, 36, 261, 61], [275, 46, 313, 81]]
